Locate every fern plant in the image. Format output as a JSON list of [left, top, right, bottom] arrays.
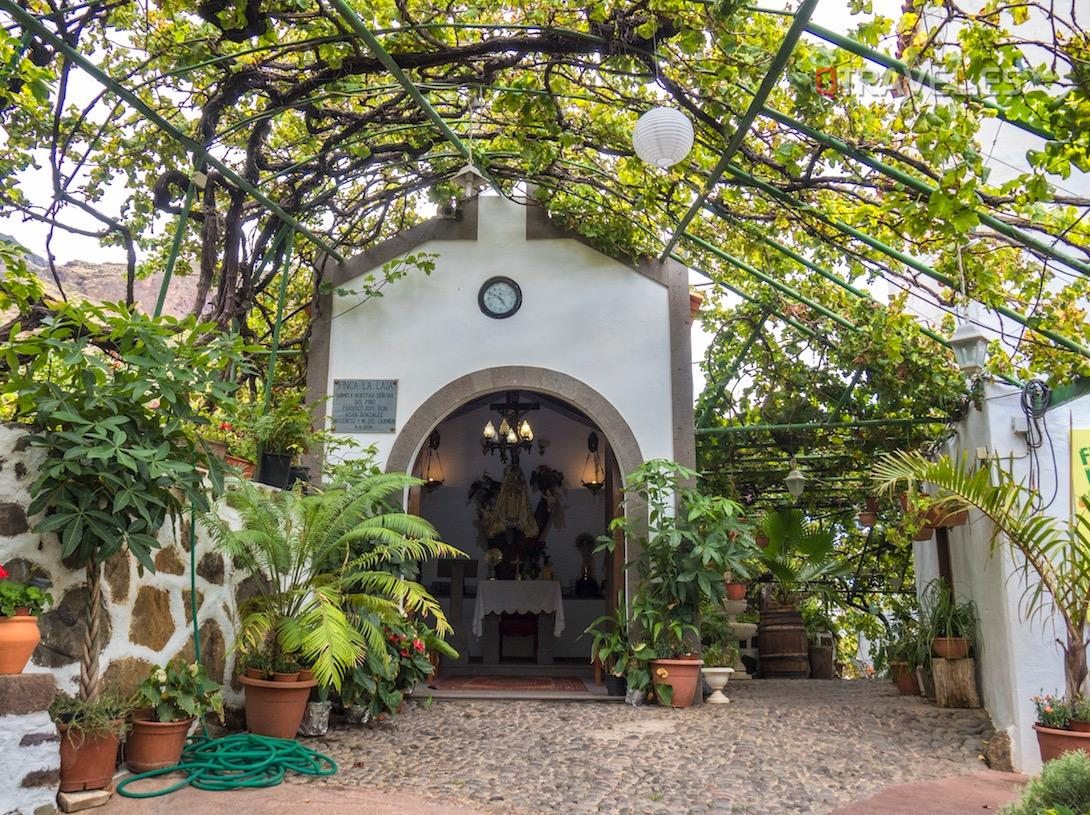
[[202, 474, 464, 691], [872, 450, 1090, 701]]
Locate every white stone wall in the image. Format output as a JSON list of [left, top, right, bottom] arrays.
[[917, 381, 1090, 772], [0, 424, 244, 706], [323, 195, 677, 472], [0, 709, 60, 815]]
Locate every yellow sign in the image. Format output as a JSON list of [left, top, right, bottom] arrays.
[[1072, 428, 1090, 526]]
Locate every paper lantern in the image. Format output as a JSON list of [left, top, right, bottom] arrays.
[[632, 107, 694, 169]]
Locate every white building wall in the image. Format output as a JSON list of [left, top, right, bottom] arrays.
[[919, 381, 1090, 772], [322, 195, 675, 471]]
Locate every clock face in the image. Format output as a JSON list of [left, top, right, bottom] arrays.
[[478, 276, 522, 319]]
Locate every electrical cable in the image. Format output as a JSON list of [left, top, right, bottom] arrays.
[[1020, 379, 1058, 510]]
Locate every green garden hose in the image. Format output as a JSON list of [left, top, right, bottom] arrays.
[[116, 733, 337, 798]]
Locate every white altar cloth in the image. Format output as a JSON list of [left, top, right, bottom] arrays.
[[472, 580, 565, 638]]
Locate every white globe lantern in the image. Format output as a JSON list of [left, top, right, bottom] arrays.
[[632, 107, 694, 169]]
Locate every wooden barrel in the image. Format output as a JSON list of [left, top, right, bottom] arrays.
[[758, 609, 811, 678], [808, 644, 835, 680]]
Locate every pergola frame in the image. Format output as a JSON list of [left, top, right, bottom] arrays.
[[1, 0, 1085, 507]]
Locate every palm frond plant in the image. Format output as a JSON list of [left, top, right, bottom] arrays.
[[754, 508, 849, 608], [872, 450, 1090, 701], [202, 473, 464, 692]]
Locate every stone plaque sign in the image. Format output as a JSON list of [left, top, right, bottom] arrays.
[[331, 379, 398, 433]]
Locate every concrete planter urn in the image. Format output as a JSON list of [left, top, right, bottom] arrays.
[[701, 666, 735, 704], [1034, 723, 1090, 763]]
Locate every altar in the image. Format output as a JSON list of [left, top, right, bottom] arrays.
[[473, 580, 565, 665]]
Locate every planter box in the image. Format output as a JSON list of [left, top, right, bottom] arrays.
[[1034, 723, 1090, 763]]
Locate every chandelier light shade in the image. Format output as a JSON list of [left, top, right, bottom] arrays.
[[422, 429, 445, 492], [581, 431, 605, 496], [949, 320, 989, 376], [481, 391, 538, 464], [632, 107, 694, 169]]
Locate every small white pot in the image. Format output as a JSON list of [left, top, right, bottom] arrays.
[[702, 666, 735, 704]]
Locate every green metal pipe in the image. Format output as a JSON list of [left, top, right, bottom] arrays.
[[154, 180, 196, 319], [760, 105, 1090, 279], [683, 232, 858, 331], [262, 229, 296, 413], [659, 0, 819, 261], [695, 310, 768, 427], [0, 0, 345, 263], [721, 163, 1090, 359], [328, 0, 500, 193], [696, 416, 948, 435]]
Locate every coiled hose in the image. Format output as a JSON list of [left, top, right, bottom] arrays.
[[116, 732, 337, 798]]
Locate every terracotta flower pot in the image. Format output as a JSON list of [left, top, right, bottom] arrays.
[[858, 511, 877, 527], [240, 674, 317, 739], [58, 723, 121, 792], [725, 582, 747, 602], [912, 525, 935, 542], [889, 661, 921, 696], [1034, 723, 1090, 762], [225, 454, 256, 478], [932, 637, 970, 660], [650, 658, 703, 708], [755, 534, 769, 549], [244, 666, 267, 679], [272, 671, 300, 682], [126, 717, 194, 773], [1070, 720, 1090, 733], [0, 614, 40, 674], [297, 668, 314, 682]]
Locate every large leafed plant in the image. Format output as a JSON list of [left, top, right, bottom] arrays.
[[202, 474, 463, 691], [872, 450, 1090, 701]]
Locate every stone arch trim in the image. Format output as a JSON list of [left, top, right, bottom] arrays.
[[385, 366, 643, 477]]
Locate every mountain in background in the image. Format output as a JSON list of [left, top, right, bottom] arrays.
[[1, 234, 199, 317]]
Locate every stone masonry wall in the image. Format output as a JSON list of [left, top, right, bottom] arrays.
[[0, 673, 61, 815], [0, 424, 246, 705]]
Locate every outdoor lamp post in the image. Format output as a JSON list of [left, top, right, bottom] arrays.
[[949, 319, 989, 376], [632, 107, 694, 168]]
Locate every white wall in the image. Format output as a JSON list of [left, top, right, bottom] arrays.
[[323, 195, 675, 472], [918, 381, 1089, 772]]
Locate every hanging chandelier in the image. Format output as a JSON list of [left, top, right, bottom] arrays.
[[421, 429, 445, 492], [581, 431, 605, 496], [481, 391, 538, 464]]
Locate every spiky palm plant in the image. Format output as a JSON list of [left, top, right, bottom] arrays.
[[872, 450, 1090, 701], [755, 508, 848, 606], [203, 473, 464, 690]]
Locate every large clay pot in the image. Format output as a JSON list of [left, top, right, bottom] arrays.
[[225, 454, 256, 479], [650, 658, 703, 708], [725, 582, 747, 602], [125, 717, 193, 772], [58, 724, 121, 792], [889, 661, 921, 696], [0, 614, 41, 674], [758, 608, 810, 678], [932, 637, 970, 660], [1034, 724, 1090, 762], [240, 674, 317, 739]]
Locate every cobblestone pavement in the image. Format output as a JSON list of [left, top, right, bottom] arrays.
[[294, 679, 996, 814]]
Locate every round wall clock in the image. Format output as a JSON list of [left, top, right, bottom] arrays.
[[478, 276, 522, 319]]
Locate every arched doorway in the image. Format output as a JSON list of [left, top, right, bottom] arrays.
[[387, 367, 643, 677]]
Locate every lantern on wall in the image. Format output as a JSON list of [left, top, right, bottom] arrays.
[[949, 319, 989, 376], [632, 107, 694, 169]]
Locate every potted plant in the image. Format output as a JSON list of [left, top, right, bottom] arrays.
[[0, 563, 52, 674], [921, 578, 976, 660], [753, 508, 847, 678], [623, 645, 653, 706], [199, 412, 256, 478], [700, 643, 737, 704], [880, 618, 927, 696], [584, 594, 634, 697], [603, 460, 751, 708], [858, 496, 879, 527], [874, 451, 1090, 761], [49, 692, 130, 793], [203, 473, 461, 738], [246, 392, 313, 488], [126, 659, 223, 772]]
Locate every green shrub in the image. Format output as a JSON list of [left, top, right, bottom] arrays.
[[1004, 751, 1090, 815]]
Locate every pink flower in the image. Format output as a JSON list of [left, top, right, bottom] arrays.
[[413, 639, 425, 654], [400, 649, 409, 657], [0, 564, 8, 580]]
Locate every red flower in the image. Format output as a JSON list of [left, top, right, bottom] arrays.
[[413, 639, 425, 653], [400, 649, 409, 657], [219, 421, 233, 431], [0, 564, 8, 580]]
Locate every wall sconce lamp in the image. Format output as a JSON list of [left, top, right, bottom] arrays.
[[422, 430, 444, 492], [582, 431, 605, 496]]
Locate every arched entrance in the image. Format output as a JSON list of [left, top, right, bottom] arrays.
[[387, 367, 643, 679]]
